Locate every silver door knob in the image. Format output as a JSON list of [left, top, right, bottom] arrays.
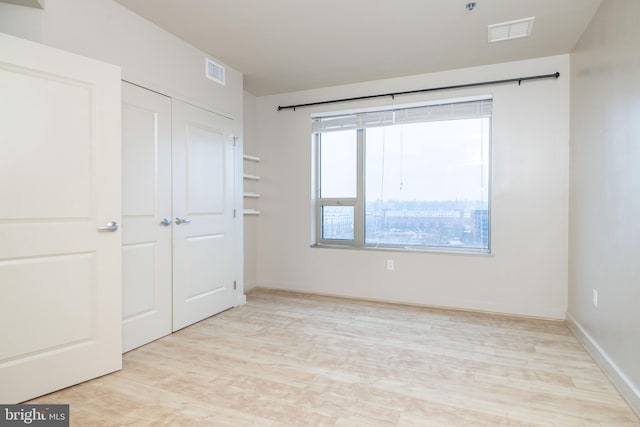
[[175, 217, 191, 225], [98, 221, 119, 232], [160, 218, 172, 227]]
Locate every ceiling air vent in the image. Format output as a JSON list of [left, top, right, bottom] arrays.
[[205, 58, 225, 85], [488, 17, 535, 43]]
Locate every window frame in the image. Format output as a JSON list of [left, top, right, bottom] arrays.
[[315, 129, 365, 246], [312, 98, 492, 254]]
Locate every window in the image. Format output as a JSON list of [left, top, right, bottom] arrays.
[[313, 97, 491, 253]]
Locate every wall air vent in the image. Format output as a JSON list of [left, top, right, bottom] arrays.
[[488, 17, 535, 43], [205, 58, 226, 85]]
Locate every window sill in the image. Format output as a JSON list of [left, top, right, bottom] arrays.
[[311, 243, 492, 256]]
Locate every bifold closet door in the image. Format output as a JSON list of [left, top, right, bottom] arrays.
[[0, 33, 122, 403], [121, 82, 172, 352], [121, 88, 235, 345], [171, 100, 236, 331]]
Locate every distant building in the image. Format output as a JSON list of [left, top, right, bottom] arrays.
[[324, 203, 489, 249], [471, 209, 489, 248]]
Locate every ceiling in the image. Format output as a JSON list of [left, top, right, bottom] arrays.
[[114, 0, 602, 96]]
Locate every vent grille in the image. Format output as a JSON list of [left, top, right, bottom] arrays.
[[488, 17, 535, 43], [206, 58, 226, 85]]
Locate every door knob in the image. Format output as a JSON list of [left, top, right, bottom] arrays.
[[175, 217, 191, 225], [160, 218, 172, 227], [98, 221, 119, 232]]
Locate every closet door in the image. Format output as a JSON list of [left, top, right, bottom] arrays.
[[0, 33, 121, 403], [171, 100, 236, 331], [121, 82, 172, 352]]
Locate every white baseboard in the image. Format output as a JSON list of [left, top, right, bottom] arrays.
[[243, 281, 258, 292], [257, 281, 565, 320], [566, 312, 640, 418]]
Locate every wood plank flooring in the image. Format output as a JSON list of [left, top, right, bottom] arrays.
[[30, 289, 639, 426]]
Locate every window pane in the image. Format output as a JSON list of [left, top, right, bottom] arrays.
[[322, 206, 354, 240], [320, 130, 357, 198], [365, 118, 490, 249]]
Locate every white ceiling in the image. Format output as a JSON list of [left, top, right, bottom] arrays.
[[114, 0, 602, 96]]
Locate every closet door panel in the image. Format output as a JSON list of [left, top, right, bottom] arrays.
[[121, 82, 172, 352], [186, 125, 225, 213], [172, 100, 235, 331]]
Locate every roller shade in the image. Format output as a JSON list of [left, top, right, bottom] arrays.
[[312, 98, 492, 133]]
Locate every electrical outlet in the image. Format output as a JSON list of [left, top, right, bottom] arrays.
[[387, 259, 395, 270], [592, 289, 598, 308]]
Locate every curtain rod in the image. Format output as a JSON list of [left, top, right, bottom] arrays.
[[277, 71, 560, 111]]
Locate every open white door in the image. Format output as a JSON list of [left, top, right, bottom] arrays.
[[172, 100, 235, 331], [121, 82, 172, 352], [0, 33, 122, 403]]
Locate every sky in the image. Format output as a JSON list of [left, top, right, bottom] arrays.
[[320, 118, 490, 203]]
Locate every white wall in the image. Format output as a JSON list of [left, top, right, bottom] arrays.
[[568, 0, 640, 413], [0, 0, 242, 119], [255, 55, 570, 319]]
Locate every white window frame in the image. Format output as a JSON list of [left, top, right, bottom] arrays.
[[314, 129, 365, 246], [312, 96, 492, 254]]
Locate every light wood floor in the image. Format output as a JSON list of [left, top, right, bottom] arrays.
[[31, 289, 639, 426]]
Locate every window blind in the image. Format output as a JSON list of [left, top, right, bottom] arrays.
[[312, 98, 493, 133]]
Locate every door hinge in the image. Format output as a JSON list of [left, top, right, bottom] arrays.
[[232, 136, 239, 147], [233, 280, 237, 290], [233, 209, 236, 218]]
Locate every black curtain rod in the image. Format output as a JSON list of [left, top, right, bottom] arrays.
[[277, 71, 560, 111]]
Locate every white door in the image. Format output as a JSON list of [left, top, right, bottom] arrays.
[[172, 100, 236, 331], [121, 82, 172, 352], [0, 33, 122, 403]]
